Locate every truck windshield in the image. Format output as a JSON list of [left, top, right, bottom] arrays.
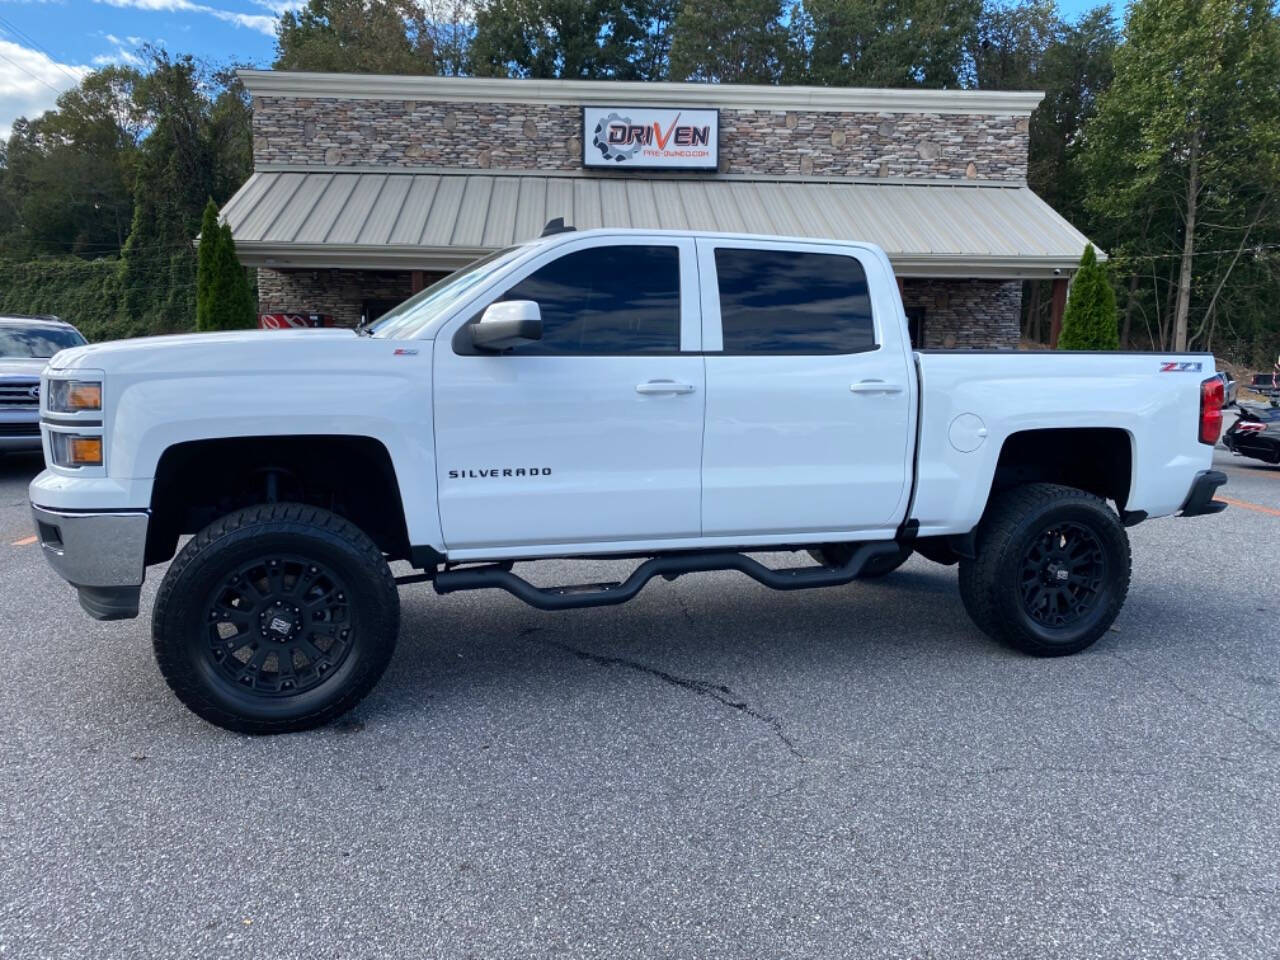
[[0, 325, 86, 358], [368, 246, 527, 340]]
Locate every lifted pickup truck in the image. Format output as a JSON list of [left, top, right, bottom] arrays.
[[29, 227, 1228, 733]]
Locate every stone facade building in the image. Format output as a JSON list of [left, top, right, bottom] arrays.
[[226, 71, 1092, 347]]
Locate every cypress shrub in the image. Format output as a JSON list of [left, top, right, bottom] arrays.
[[1058, 244, 1120, 350], [199, 218, 256, 331], [195, 200, 219, 331]]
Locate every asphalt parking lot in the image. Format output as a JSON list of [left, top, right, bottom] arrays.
[[1, 440, 1277, 960]]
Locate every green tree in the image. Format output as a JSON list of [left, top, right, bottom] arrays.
[[275, 0, 437, 73], [199, 221, 255, 332], [1080, 0, 1280, 353], [0, 66, 144, 259], [471, 0, 669, 79], [196, 200, 220, 330], [1057, 245, 1118, 350], [119, 150, 195, 334], [797, 0, 981, 88], [669, 0, 789, 83]]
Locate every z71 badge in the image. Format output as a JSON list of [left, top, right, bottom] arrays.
[[1159, 361, 1203, 372]]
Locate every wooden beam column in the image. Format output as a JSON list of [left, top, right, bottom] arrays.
[[411, 270, 426, 293], [1048, 277, 1068, 348]]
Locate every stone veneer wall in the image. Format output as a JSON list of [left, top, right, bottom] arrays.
[[258, 269, 1022, 344], [252, 97, 1030, 181], [901, 279, 1022, 349], [257, 268, 427, 327]]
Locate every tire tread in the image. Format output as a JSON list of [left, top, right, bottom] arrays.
[[958, 483, 1131, 656], [152, 503, 398, 734]]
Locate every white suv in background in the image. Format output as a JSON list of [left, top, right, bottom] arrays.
[[1, 316, 87, 454]]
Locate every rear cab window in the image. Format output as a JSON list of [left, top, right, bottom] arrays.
[[712, 247, 877, 354]]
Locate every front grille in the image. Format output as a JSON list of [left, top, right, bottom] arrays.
[[0, 380, 39, 409], [0, 422, 40, 437]]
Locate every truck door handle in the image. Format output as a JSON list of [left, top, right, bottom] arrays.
[[850, 380, 904, 395], [636, 380, 696, 395]]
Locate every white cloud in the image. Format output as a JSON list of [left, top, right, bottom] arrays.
[[251, 0, 304, 13], [92, 47, 146, 66], [0, 39, 90, 140], [96, 32, 149, 65], [93, 0, 278, 36]]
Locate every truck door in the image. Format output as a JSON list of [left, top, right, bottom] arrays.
[[433, 237, 704, 555], [696, 239, 914, 539]]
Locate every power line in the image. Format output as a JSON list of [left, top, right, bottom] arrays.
[[0, 16, 86, 88], [1106, 243, 1280, 263], [0, 47, 66, 96]]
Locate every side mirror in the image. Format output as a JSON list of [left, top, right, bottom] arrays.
[[471, 300, 542, 352]]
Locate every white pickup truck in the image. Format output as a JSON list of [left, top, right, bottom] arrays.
[[29, 226, 1228, 733]]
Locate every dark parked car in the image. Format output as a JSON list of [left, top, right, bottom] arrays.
[[1223, 403, 1280, 464], [0, 315, 87, 454]]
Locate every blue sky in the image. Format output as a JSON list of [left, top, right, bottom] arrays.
[[0, 0, 1123, 139]]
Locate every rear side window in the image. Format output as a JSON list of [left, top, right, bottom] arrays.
[[489, 244, 680, 354], [715, 248, 875, 354]]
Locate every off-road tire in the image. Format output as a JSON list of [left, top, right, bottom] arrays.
[[153, 503, 399, 734], [958, 483, 1130, 657], [807, 543, 914, 578]]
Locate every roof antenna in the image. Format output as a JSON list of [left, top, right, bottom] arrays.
[[540, 217, 576, 237]]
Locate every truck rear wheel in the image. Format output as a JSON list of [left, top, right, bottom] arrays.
[[958, 484, 1130, 657], [807, 543, 913, 578], [152, 503, 399, 734]]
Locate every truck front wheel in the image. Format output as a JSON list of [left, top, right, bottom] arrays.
[[958, 484, 1130, 657], [152, 504, 399, 734]]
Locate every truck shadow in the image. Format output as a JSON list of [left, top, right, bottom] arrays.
[[372, 564, 1009, 723]]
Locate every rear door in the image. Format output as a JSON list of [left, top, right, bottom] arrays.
[[697, 239, 914, 538], [432, 236, 705, 555]]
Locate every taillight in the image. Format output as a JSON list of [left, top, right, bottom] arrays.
[[1200, 377, 1224, 445]]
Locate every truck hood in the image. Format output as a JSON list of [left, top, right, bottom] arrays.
[[48, 328, 361, 374], [0, 357, 49, 378]]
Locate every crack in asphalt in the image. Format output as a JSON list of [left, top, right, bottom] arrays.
[[519, 627, 803, 759]]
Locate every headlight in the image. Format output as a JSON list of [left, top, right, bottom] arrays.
[[47, 379, 102, 413], [50, 433, 103, 468]]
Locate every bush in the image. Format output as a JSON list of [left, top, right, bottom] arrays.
[[1058, 244, 1119, 350], [0, 257, 144, 341], [196, 210, 256, 331]]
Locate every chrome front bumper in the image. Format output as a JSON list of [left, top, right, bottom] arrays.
[[30, 504, 148, 620]]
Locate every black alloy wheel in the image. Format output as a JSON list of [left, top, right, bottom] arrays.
[[154, 504, 399, 734], [1017, 521, 1107, 629], [205, 554, 354, 697], [958, 483, 1130, 657]]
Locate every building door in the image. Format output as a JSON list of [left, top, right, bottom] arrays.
[[697, 239, 915, 538], [432, 237, 705, 556], [905, 305, 927, 348], [361, 299, 404, 326]]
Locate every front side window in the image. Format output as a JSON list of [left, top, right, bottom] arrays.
[[715, 248, 875, 354], [477, 244, 681, 355]]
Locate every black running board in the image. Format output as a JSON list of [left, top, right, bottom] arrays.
[[432, 542, 902, 611]]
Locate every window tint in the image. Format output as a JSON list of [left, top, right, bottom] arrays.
[[489, 245, 680, 354], [0, 324, 86, 358], [715, 248, 875, 354]]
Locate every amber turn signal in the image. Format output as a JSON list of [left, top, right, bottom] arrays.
[[67, 383, 102, 411], [50, 433, 103, 468]]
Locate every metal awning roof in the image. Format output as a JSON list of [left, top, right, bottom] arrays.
[[223, 166, 1096, 278]]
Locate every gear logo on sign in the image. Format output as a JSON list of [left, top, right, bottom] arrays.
[[592, 112, 641, 164]]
